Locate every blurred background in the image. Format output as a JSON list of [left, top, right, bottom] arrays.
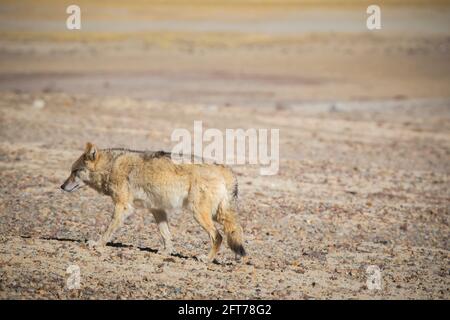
[[0, 0, 449, 105]]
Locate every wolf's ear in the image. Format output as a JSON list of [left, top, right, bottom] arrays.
[[85, 142, 98, 161]]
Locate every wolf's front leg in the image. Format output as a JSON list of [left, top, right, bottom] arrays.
[[88, 202, 133, 248]]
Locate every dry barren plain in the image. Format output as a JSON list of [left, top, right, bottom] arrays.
[[0, 1, 449, 299]]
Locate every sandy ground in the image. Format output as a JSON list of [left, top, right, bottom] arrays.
[[0, 1, 449, 299]]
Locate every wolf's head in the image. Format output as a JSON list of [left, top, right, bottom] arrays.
[[60, 142, 99, 192]]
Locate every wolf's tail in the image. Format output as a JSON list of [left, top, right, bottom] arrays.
[[216, 200, 246, 257]]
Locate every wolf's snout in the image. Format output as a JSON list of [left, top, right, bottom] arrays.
[[60, 178, 81, 192]]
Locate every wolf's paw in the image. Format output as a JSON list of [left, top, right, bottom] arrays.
[[197, 254, 216, 264], [160, 246, 174, 257], [235, 253, 243, 261], [86, 240, 103, 249], [197, 254, 209, 263]]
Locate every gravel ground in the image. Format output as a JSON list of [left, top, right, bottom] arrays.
[[0, 1, 449, 299], [0, 93, 448, 299]]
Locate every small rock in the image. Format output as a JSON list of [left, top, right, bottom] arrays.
[[32, 99, 45, 109]]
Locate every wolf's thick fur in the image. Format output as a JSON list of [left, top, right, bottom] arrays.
[[61, 143, 246, 262]]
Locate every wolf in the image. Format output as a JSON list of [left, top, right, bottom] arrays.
[[61, 142, 246, 262]]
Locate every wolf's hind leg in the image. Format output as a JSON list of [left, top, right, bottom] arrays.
[[151, 208, 174, 255], [192, 204, 223, 262]]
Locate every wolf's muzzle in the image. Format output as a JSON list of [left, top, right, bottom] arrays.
[[60, 181, 79, 192]]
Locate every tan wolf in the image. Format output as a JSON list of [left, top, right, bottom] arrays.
[[61, 142, 246, 262]]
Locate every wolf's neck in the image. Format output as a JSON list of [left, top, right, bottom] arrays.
[[87, 153, 114, 195]]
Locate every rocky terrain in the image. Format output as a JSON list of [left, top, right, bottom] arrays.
[[1, 93, 448, 299], [0, 1, 449, 299]]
